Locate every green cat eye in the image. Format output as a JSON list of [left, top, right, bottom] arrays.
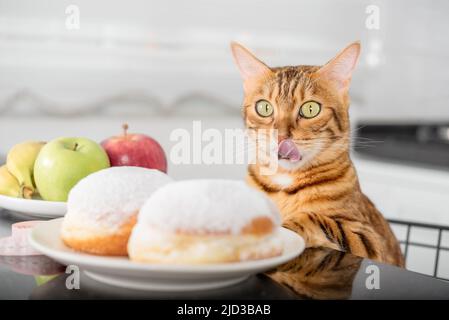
[[299, 101, 321, 119], [255, 100, 274, 117]]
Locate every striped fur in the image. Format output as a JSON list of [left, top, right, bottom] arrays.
[[232, 42, 404, 267], [268, 247, 362, 299]]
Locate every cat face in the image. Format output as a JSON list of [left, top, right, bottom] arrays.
[[231, 42, 360, 173]]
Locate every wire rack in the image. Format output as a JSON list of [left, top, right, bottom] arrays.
[[388, 219, 449, 281]]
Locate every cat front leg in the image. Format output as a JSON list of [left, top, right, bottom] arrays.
[[283, 212, 384, 262]]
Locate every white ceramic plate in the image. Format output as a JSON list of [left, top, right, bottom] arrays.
[[29, 218, 305, 291], [0, 194, 66, 218]]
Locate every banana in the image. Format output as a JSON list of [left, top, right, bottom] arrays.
[[0, 165, 21, 197], [6, 141, 46, 198]]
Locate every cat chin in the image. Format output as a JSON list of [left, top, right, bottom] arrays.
[[277, 159, 305, 171], [270, 173, 294, 189]]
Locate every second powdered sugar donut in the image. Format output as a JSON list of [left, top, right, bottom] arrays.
[[128, 179, 283, 264]]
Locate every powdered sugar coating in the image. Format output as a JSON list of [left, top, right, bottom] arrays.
[[65, 166, 172, 230], [137, 179, 281, 234]]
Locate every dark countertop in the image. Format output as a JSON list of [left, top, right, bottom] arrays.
[[1, 209, 449, 300]]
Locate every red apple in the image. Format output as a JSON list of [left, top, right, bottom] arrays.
[[101, 124, 167, 173]]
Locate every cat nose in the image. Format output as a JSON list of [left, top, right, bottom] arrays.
[[278, 135, 288, 144]]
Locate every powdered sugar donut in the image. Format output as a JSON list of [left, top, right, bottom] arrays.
[[61, 166, 172, 256], [128, 179, 283, 264]]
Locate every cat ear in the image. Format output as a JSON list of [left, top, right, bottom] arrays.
[[230, 42, 272, 83], [315, 41, 361, 92]]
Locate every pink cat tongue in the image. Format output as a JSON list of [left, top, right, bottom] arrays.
[[278, 139, 301, 162]]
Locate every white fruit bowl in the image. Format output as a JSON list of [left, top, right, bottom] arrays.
[[0, 194, 66, 218], [29, 218, 305, 291]]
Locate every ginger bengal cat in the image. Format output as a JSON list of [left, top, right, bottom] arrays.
[[230, 41, 404, 267]]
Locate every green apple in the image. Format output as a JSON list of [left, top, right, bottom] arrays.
[[34, 275, 58, 286], [34, 137, 110, 202]]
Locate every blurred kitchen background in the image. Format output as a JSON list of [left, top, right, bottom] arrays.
[[0, 0, 448, 279]]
